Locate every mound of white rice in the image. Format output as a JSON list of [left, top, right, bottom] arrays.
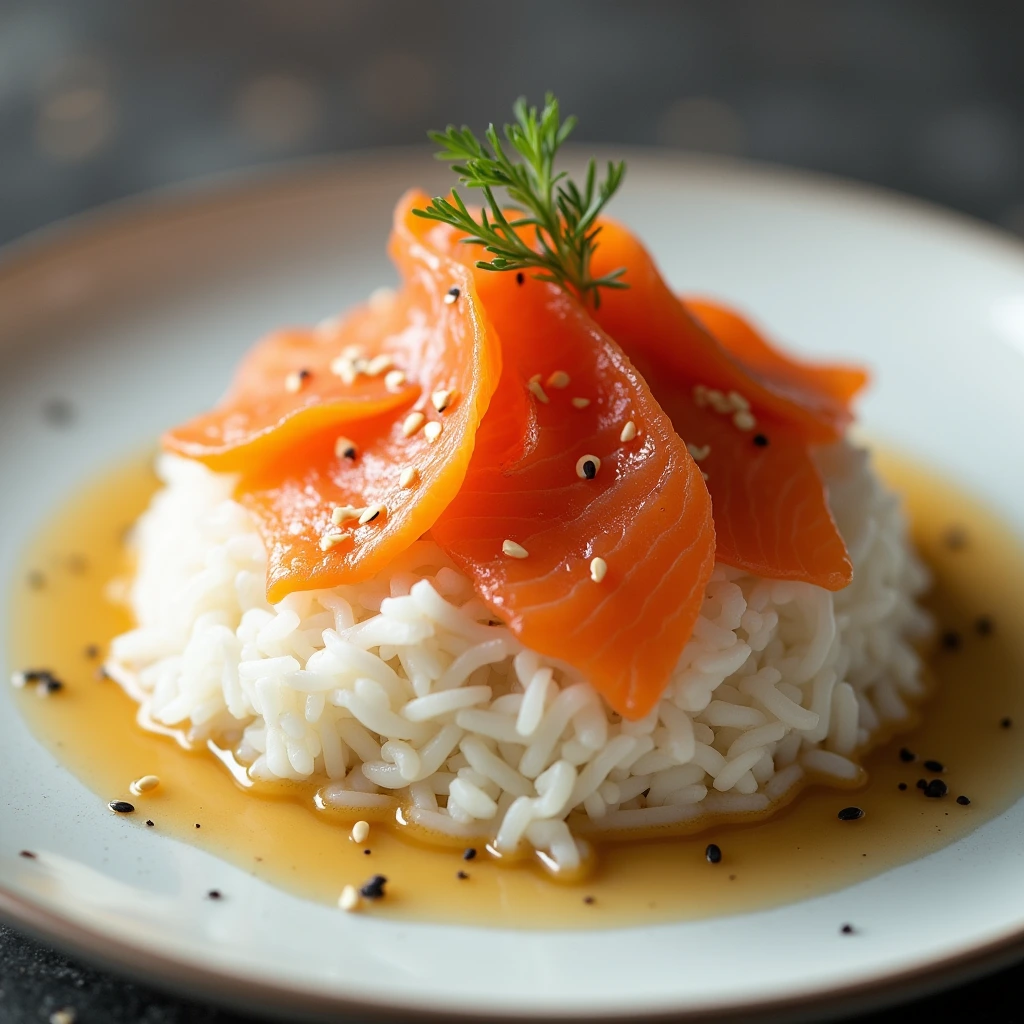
[[109, 443, 930, 873]]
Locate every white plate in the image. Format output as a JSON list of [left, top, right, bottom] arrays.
[[3, 149, 1024, 1022]]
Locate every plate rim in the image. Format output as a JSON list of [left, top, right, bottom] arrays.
[[4, 147, 1024, 1022]]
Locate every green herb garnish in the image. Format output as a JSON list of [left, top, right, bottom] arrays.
[[414, 93, 627, 308]]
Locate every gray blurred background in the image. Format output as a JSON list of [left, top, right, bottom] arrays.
[[3, 0, 1024, 249], [4, 1, 1024, 1021]]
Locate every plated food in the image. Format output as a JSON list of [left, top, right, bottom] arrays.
[[96, 97, 933, 877], [6, 131, 1024, 1019]]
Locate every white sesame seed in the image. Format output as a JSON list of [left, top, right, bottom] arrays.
[[529, 373, 543, 384], [334, 436, 358, 460], [366, 353, 393, 376], [571, 397, 591, 409], [359, 504, 387, 526], [708, 390, 731, 413], [285, 370, 306, 393], [342, 345, 364, 360], [444, 286, 460, 305], [339, 885, 361, 912], [546, 370, 571, 389], [50, 1010, 77, 1024], [330, 357, 358, 386], [423, 421, 442, 443], [728, 390, 750, 411], [502, 539, 529, 559], [399, 466, 419, 488], [576, 454, 601, 480], [10, 670, 26, 689], [331, 505, 362, 526], [701, 470, 710, 481], [351, 820, 370, 843], [320, 531, 350, 551], [590, 557, 608, 583], [687, 443, 711, 462], [402, 411, 425, 437], [130, 775, 160, 796], [620, 420, 637, 442], [431, 388, 455, 412], [733, 410, 757, 431], [368, 286, 397, 312], [693, 384, 709, 407], [528, 380, 549, 404], [385, 369, 407, 392]]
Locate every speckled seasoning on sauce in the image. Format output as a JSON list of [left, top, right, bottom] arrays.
[[7, 449, 1024, 929]]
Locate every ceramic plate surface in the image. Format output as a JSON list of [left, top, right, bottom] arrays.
[[3, 150, 1024, 1022]]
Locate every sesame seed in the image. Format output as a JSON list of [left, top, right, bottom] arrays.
[[583, 895, 595, 904], [130, 775, 160, 795], [590, 556, 608, 583], [707, 389, 729, 412], [49, 1009, 77, 1024], [924, 779, 948, 798], [84, 644, 100, 659], [207, 889, 222, 900], [463, 847, 477, 860], [693, 385, 709, 407], [444, 286, 460, 305], [898, 783, 908, 791], [571, 397, 591, 409], [840, 924, 855, 936], [576, 454, 601, 480], [358, 504, 386, 526], [728, 390, 750, 410], [753, 433, 769, 447], [528, 380, 549, 404], [384, 369, 407, 392], [546, 370, 571, 389], [423, 421, 442, 443], [360, 874, 388, 899], [899, 748, 916, 763], [319, 531, 350, 551], [923, 760, 944, 773], [957, 795, 971, 805], [366, 354, 393, 376], [146, 820, 154, 826], [334, 437, 358, 460], [457, 870, 469, 880], [686, 443, 710, 462], [19, 850, 36, 858], [108, 800, 135, 814], [351, 820, 370, 843], [916, 779, 927, 790], [368, 286, 396, 312], [10, 670, 26, 688], [37, 677, 63, 696], [705, 843, 722, 864], [837, 806, 864, 821], [733, 410, 757, 431], [502, 539, 529, 559], [339, 885, 361, 912], [619, 420, 637, 442], [399, 466, 419, 488], [941, 630, 962, 651], [431, 389, 456, 412], [1001, 717, 1013, 729], [285, 369, 310, 393], [516, 272, 525, 285], [331, 505, 362, 526], [402, 411, 426, 437]]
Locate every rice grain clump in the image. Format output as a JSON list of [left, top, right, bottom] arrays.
[[109, 446, 930, 873]]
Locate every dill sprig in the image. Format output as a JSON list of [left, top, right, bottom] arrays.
[[414, 93, 627, 308]]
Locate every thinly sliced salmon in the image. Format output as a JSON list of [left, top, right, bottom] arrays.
[[223, 203, 501, 601], [590, 221, 855, 444], [589, 221, 855, 590], [408, 199, 716, 720]]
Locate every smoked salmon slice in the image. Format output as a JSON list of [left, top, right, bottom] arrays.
[[179, 199, 501, 601], [589, 220, 855, 590], [408, 198, 716, 719]]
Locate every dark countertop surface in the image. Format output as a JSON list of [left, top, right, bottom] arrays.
[[4, 1, 1024, 1021]]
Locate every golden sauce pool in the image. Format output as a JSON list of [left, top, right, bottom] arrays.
[[8, 452, 1024, 929]]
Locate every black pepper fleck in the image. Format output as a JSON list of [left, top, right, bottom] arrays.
[[840, 924, 855, 935], [899, 747, 916, 763], [339, 444, 357, 460], [463, 848, 477, 861], [42, 677, 64, 694], [957, 795, 971, 806], [923, 760, 944, 773], [916, 779, 928, 790], [837, 806, 865, 821], [1001, 717, 1013, 729], [583, 895, 595, 905], [363, 849, 371, 855], [456, 871, 469, 880], [84, 644, 100, 659], [924, 779, 948, 799], [207, 890, 222, 900], [752, 433, 769, 447], [108, 800, 135, 813], [976, 616, 994, 636], [516, 272, 525, 285], [941, 630, 962, 651], [360, 874, 387, 900], [145, 820, 154, 827], [298, 368, 311, 382], [19, 850, 36, 859], [898, 783, 908, 791], [943, 526, 968, 550], [705, 843, 722, 864]]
